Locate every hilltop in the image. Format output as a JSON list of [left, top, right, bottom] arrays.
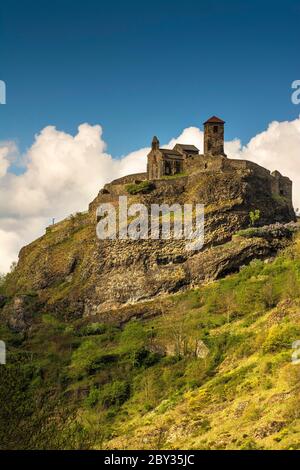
[[0, 121, 299, 449], [0, 154, 296, 330]]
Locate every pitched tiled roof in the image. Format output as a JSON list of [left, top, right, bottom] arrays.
[[175, 144, 199, 152], [160, 149, 185, 159], [203, 116, 225, 124]]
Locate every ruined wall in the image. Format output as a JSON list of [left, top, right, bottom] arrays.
[[109, 173, 147, 186], [185, 154, 226, 173], [184, 155, 295, 222], [225, 161, 293, 208], [271, 170, 293, 202]]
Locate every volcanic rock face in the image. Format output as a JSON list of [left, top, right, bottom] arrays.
[[1, 159, 296, 326], [3, 295, 40, 332]]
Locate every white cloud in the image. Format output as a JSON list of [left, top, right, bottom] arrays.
[[0, 141, 18, 178], [226, 118, 300, 211], [0, 118, 299, 273], [0, 228, 20, 273], [167, 126, 204, 150]]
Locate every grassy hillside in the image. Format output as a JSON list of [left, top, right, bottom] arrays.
[[1, 234, 300, 449]]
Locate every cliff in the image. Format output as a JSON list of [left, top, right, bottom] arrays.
[[0, 157, 296, 329], [1, 157, 300, 451]]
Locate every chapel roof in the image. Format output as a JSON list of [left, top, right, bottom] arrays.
[[175, 144, 199, 152]]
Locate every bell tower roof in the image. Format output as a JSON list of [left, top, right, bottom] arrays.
[[204, 116, 225, 125]]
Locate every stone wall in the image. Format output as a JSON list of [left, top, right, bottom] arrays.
[[185, 154, 225, 173], [148, 150, 163, 179], [271, 170, 293, 201], [109, 173, 147, 186], [204, 122, 225, 156]]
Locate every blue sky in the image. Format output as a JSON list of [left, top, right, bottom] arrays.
[[0, 0, 299, 158]]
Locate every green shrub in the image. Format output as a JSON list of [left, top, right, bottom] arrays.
[[88, 353, 119, 374], [83, 380, 131, 409], [249, 209, 261, 227], [78, 323, 106, 336], [262, 324, 300, 353], [261, 281, 280, 309], [283, 271, 300, 300], [131, 347, 162, 368], [69, 338, 104, 379], [85, 387, 101, 408], [235, 227, 261, 238], [184, 359, 207, 387], [119, 321, 148, 353], [100, 380, 130, 408]]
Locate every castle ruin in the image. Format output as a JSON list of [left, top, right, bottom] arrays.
[[147, 115, 227, 179], [146, 116, 293, 214]]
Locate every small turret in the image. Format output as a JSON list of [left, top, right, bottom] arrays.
[[152, 135, 160, 151]]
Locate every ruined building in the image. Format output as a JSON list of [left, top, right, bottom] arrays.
[[147, 115, 226, 179], [146, 116, 293, 214], [4, 116, 296, 321]]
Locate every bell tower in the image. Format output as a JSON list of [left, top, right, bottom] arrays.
[[203, 116, 226, 156]]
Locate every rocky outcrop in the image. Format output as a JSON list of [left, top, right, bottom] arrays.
[[1, 295, 41, 332], [0, 163, 296, 327]]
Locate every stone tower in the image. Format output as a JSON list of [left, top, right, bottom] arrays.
[[203, 116, 226, 156]]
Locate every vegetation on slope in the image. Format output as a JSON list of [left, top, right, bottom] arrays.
[[126, 181, 155, 195], [1, 235, 300, 449]]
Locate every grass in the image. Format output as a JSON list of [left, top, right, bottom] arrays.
[[1, 235, 300, 449], [235, 225, 295, 239], [125, 181, 154, 195], [161, 172, 187, 180]]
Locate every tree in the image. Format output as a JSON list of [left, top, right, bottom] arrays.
[[0, 363, 97, 449], [0, 273, 6, 287], [249, 209, 261, 227]]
